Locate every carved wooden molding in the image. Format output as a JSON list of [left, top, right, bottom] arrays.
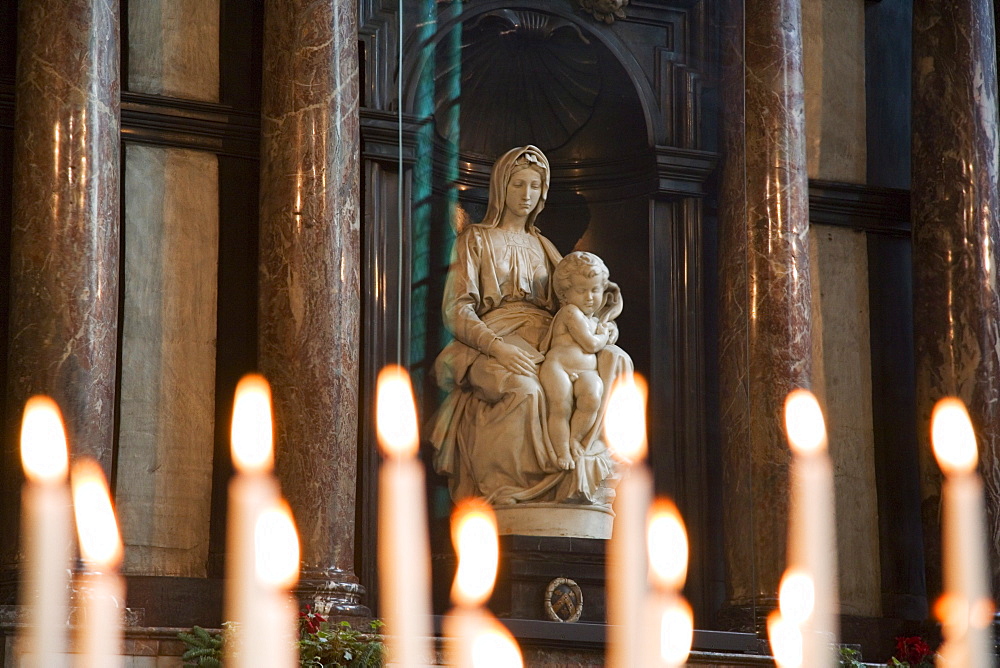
[[573, 0, 629, 24], [808, 179, 911, 236]]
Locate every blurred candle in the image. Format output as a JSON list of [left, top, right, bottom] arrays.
[[72, 457, 125, 668], [768, 569, 814, 668], [18, 396, 72, 668], [605, 374, 652, 668], [931, 398, 992, 668], [644, 500, 692, 668], [444, 500, 522, 668], [783, 389, 838, 668], [252, 500, 300, 668], [376, 365, 432, 667], [225, 374, 281, 667]]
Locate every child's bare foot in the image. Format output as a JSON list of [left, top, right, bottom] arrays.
[[557, 456, 576, 470], [570, 439, 584, 457]]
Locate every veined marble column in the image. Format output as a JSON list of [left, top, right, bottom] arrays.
[[7, 2, 120, 465], [912, 0, 1000, 596], [719, 0, 812, 629], [259, 0, 366, 614]]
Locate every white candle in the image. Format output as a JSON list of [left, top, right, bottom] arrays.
[[252, 500, 300, 668], [767, 569, 814, 668], [71, 457, 125, 668], [930, 398, 992, 668], [644, 500, 693, 668], [783, 389, 838, 668], [225, 374, 281, 667], [444, 501, 522, 668], [375, 365, 432, 668], [605, 374, 651, 668], [17, 396, 72, 668]]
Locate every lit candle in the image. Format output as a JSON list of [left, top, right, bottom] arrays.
[[71, 457, 125, 668], [644, 500, 693, 668], [225, 374, 281, 667], [605, 374, 652, 668], [376, 365, 433, 667], [252, 500, 300, 668], [444, 500, 522, 668], [783, 389, 838, 667], [17, 396, 72, 668], [768, 570, 813, 668], [930, 398, 992, 668]]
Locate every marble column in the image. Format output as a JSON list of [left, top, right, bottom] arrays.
[[5, 0, 119, 554], [912, 0, 1000, 597], [718, 0, 812, 629], [259, 0, 366, 614]]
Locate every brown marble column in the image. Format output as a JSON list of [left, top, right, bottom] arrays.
[[6, 0, 119, 486], [912, 0, 1000, 598], [259, 0, 366, 614], [718, 0, 812, 630]]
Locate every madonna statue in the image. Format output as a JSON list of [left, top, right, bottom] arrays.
[[430, 145, 633, 538]]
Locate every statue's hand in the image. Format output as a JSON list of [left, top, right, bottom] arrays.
[[492, 341, 540, 376], [604, 321, 619, 345]]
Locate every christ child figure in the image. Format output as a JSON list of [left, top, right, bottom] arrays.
[[540, 251, 618, 471]]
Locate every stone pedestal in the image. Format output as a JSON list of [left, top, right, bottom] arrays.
[[258, 0, 366, 615], [492, 536, 607, 624]]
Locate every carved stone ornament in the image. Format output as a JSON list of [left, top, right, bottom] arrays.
[[544, 578, 584, 623], [574, 0, 629, 24]]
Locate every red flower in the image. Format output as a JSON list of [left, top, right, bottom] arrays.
[[894, 636, 933, 664], [299, 605, 327, 635]]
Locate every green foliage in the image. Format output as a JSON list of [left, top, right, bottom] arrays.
[[177, 614, 384, 668], [298, 620, 385, 668], [839, 646, 865, 667], [178, 625, 224, 668]]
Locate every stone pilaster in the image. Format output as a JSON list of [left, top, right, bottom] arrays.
[[718, 0, 812, 630], [115, 0, 221, 580], [259, 0, 366, 614], [912, 0, 1000, 597]]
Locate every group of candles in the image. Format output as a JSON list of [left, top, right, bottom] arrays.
[[376, 367, 695, 668], [15, 364, 996, 667], [16, 375, 301, 667], [767, 391, 995, 668]]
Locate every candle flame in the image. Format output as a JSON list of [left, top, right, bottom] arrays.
[[231, 374, 274, 474], [647, 499, 688, 590], [604, 374, 648, 461], [451, 499, 498, 607], [784, 389, 827, 455], [659, 596, 694, 665], [768, 610, 803, 668], [71, 458, 123, 570], [254, 499, 300, 589], [931, 397, 978, 474], [778, 569, 815, 625], [471, 618, 523, 668], [20, 396, 69, 483], [375, 365, 419, 458]]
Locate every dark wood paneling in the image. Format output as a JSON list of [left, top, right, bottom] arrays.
[[808, 179, 910, 236], [865, 0, 911, 190], [208, 155, 260, 579]]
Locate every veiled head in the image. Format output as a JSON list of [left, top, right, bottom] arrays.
[[482, 146, 551, 229]]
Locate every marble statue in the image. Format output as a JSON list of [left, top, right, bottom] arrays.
[[539, 252, 622, 472], [430, 146, 633, 539]]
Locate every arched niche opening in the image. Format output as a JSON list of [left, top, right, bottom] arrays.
[[401, 4, 659, 616], [405, 5, 657, 418]]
